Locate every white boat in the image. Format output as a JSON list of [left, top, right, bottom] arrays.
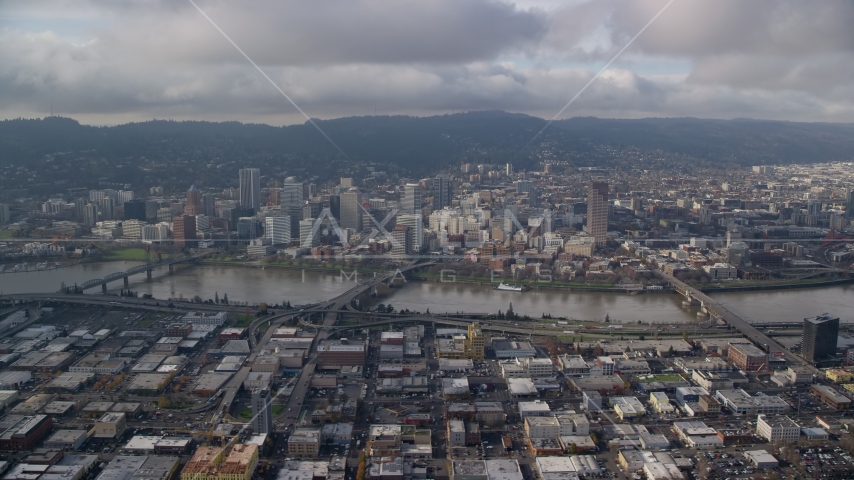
[[495, 282, 524, 292], [35, 262, 48, 270]]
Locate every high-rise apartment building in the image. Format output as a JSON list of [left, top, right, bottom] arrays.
[[585, 182, 609, 247], [173, 215, 197, 248], [239, 168, 261, 211], [83, 203, 98, 227], [100, 197, 115, 221], [185, 185, 202, 215], [403, 183, 421, 214], [0, 204, 9, 225], [117, 190, 135, 204], [432, 175, 451, 210], [251, 388, 273, 434], [847, 191, 854, 220], [802, 314, 839, 363], [329, 195, 341, 220], [340, 189, 362, 231], [265, 216, 292, 245]]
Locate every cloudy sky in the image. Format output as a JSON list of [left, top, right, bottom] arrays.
[[2, 0, 853, 125]]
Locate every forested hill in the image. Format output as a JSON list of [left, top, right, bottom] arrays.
[[0, 112, 852, 189]]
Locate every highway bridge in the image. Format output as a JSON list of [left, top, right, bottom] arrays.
[[313, 262, 435, 325], [661, 270, 819, 374], [67, 250, 216, 293]]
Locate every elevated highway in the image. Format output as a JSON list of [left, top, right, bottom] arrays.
[[661, 271, 819, 374]]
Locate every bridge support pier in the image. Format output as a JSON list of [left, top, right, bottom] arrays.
[[102, 283, 107, 294], [123, 277, 129, 287], [146, 269, 152, 280]]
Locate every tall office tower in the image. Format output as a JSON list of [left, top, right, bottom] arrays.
[[807, 201, 823, 216], [802, 314, 840, 363], [396, 214, 423, 253], [284, 205, 303, 240], [391, 225, 412, 256], [184, 185, 202, 215], [340, 189, 362, 231], [237, 217, 258, 244], [516, 180, 538, 207], [173, 215, 197, 248], [251, 388, 273, 434], [201, 193, 216, 217], [305, 183, 316, 199], [117, 190, 135, 204], [100, 197, 115, 221], [432, 175, 451, 210], [83, 204, 98, 227], [280, 182, 304, 207], [505, 163, 513, 176], [846, 190, 854, 220], [145, 201, 161, 222], [124, 200, 147, 221], [239, 168, 261, 210], [585, 182, 609, 247], [195, 215, 210, 232], [265, 216, 292, 245], [300, 218, 319, 247], [402, 183, 421, 214], [329, 195, 341, 220], [0, 204, 9, 225], [303, 201, 322, 221]]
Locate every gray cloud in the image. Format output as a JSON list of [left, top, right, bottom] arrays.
[[0, 0, 853, 124]]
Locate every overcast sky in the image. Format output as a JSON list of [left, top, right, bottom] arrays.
[[2, 0, 853, 125]]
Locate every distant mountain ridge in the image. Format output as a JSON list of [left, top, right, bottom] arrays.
[[1, 112, 852, 173]]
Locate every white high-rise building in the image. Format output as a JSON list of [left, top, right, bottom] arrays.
[[266, 216, 292, 245], [142, 223, 169, 244], [122, 220, 144, 239], [300, 218, 319, 247], [239, 168, 261, 211], [117, 190, 135, 204], [396, 214, 423, 253], [251, 388, 273, 434], [280, 182, 304, 207]]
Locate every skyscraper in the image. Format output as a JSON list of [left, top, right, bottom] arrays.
[[0, 204, 9, 225], [185, 185, 202, 216], [265, 216, 292, 245], [802, 313, 839, 363], [340, 189, 362, 231], [173, 215, 197, 248], [329, 195, 341, 221], [251, 388, 273, 434], [100, 198, 115, 221], [396, 214, 423, 253], [846, 190, 854, 220], [83, 204, 98, 227], [403, 183, 421, 214], [432, 175, 451, 210], [280, 182, 304, 207], [124, 200, 147, 222], [586, 182, 609, 247], [201, 193, 216, 217], [239, 168, 261, 211], [300, 218, 319, 247]]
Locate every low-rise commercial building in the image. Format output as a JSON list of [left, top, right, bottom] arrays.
[[288, 429, 320, 458], [756, 415, 800, 443]]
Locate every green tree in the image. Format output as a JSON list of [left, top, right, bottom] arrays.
[[222, 293, 229, 304], [215, 292, 219, 304], [507, 302, 515, 320]]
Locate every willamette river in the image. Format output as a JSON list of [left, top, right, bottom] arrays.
[[1, 261, 852, 324]]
